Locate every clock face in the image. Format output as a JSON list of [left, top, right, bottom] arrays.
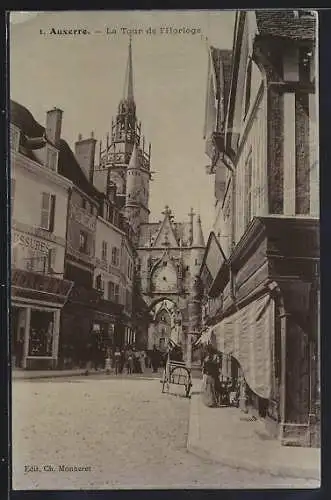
[[152, 263, 177, 293]]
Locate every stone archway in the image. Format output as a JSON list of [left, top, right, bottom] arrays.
[[147, 297, 183, 351]]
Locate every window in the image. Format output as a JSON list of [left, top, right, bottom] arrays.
[[114, 284, 119, 303], [111, 246, 120, 266], [47, 248, 56, 273], [11, 178, 15, 218], [108, 281, 114, 301], [101, 241, 108, 261], [244, 153, 253, 228], [79, 231, 88, 254], [46, 147, 58, 171], [40, 193, 56, 232], [96, 274, 102, 290], [108, 281, 119, 303], [28, 310, 55, 357], [82, 198, 87, 209]]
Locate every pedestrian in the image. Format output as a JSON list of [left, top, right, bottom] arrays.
[[127, 348, 134, 374], [105, 348, 112, 375], [114, 346, 121, 375], [150, 345, 158, 373], [201, 351, 218, 407], [139, 350, 145, 373]]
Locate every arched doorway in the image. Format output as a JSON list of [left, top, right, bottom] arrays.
[[147, 298, 182, 352]]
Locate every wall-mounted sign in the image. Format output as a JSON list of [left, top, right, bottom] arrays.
[[200, 232, 227, 292], [12, 231, 51, 254], [12, 268, 73, 299]]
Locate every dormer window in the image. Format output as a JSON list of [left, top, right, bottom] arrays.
[[46, 145, 58, 172]]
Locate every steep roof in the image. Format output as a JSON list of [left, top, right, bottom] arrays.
[[255, 10, 316, 41], [10, 100, 100, 199]]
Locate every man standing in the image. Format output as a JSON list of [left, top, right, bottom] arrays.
[[150, 345, 160, 373], [114, 347, 121, 375]]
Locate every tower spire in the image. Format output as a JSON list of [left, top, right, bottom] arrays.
[[123, 36, 134, 102], [193, 214, 205, 247]]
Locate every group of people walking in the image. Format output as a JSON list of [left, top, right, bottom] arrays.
[[107, 346, 148, 375]]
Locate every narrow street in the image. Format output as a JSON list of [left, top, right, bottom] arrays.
[[12, 376, 318, 489]]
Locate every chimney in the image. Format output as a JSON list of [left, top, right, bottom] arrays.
[[46, 107, 63, 146], [75, 132, 97, 184]]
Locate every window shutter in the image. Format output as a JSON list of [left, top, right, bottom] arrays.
[[49, 195, 56, 232], [115, 284, 119, 303], [47, 248, 56, 273], [40, 193, 50, 229]]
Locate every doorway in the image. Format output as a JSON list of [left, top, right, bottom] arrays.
[[11, 306, 25, 368]]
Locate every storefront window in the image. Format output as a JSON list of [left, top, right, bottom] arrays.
[[28, 310, 54, 356]]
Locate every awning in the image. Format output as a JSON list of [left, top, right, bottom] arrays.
[[212, 294, 274, 400]]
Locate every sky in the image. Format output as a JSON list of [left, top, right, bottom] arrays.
[[9, 10, 235, 237]]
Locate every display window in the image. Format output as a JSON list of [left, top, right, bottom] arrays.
[[28, 309, 54, 356]]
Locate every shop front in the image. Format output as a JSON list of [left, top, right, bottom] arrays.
[[11, 268, 73, 370], [198, 217, 319, 447]]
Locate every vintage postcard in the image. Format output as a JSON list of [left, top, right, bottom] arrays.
[[9, 9, 320, 490]]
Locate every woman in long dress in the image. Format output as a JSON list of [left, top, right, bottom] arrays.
[[201, 353, 218, 407]]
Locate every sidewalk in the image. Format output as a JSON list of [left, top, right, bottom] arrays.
[[12, 367, 161, 381], [187, 382, 321, 481]]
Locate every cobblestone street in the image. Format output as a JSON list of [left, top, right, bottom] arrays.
[[12, 377, 319, 489]]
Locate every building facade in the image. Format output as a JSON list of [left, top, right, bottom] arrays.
[[10, 103, 73, 369], [199, 10, 319, 447], [10, 38, 208, 369], [93, 193, 135, 349], [137, 205, 205, 356]]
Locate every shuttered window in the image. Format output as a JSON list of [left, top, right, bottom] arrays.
[[40, 193, 56, 231], [102, 241, 108, 261], [108, 281, 115, 301], [114, 284, 119, 303], [79, 231, 88, 254], [111, 247, 120, 267]]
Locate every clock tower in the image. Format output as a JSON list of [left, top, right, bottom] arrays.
[[95, 37, 152, 224]]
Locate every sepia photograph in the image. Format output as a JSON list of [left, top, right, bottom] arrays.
[[9, 9, 320, 490]]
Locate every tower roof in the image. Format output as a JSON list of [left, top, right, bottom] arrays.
[[128, 144, 140, 169], [123, 37, 134, 102], [193, 214, 205, 247]]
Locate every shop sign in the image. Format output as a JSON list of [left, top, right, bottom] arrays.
[[200, 232, 226, 292], [12, 268, 73, 298], [12, 231, 51, 254]]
